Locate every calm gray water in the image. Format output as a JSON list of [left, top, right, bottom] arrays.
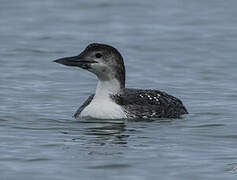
[[1, 0, 237, 179]]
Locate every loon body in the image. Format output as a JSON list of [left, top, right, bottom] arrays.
[[54, 43, 188, 119]]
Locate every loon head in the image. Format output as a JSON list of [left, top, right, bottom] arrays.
[[54, 43, 125, 89]]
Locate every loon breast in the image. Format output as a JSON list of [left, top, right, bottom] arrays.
[[79, 96, 127, 119]]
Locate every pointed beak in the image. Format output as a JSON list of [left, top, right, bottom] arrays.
[[53, 55, 97, 69]]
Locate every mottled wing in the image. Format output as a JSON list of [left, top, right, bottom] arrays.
[[112, 88, 188, 118], [74, 94, 94, 118]]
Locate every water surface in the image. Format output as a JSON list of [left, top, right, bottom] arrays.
[[1, 0, 237, 179]]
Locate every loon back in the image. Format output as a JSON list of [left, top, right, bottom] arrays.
[[74, 88, 188, 119]]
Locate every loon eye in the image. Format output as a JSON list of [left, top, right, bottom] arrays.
[[95, 53, 102, 58]]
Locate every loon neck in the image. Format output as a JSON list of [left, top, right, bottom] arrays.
[[95, 79, 122, 98]]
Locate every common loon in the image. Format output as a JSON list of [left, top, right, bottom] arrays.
[[54, 43, 188, 119]]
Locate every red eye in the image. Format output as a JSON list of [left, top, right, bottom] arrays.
[[95, 53, 102, 58]]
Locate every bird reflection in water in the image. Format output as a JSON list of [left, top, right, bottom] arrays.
[[78, 118, 129, 145]]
